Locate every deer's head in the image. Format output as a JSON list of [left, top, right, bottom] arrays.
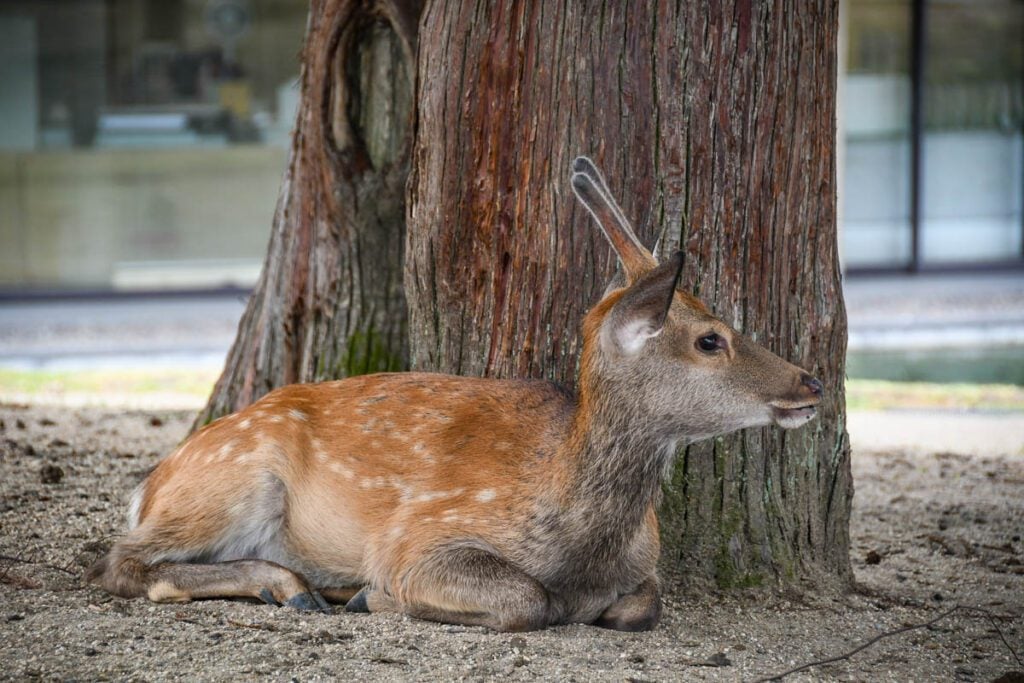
[[571, 157, 822, 443]]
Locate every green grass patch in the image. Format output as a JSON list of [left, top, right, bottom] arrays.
[[0, 367, 219, 398], [846, 379, 1024, 412]]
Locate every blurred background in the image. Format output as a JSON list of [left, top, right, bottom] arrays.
[[0, 0, 1021, 409]]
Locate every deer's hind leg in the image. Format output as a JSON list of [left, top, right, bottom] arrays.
[[86, 534, 332, 612], [349, 542, 553, 632], [87, 470, 332, 611]]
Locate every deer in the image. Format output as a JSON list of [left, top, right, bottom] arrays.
[[87, 157, 823, 632]]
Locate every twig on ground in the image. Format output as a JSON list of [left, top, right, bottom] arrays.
[[0, 553, 16, 582], [0, 553, 78, 576], [0, 552, 46, 588], [974, 609, 1023, 668], [65, 536, 113, 574], [752, 604, 1021, 682]]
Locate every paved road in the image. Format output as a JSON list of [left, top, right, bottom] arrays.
[[0, 296, 247, 369], [844, 272, 1024, 351], [0, 272, 1022, 370]]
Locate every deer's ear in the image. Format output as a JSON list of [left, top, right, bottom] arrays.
[[571, 158, 658, 282], [602, 251, 685, 355]]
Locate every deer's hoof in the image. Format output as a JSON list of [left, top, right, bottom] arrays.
[[258, 588, 281, 606], [344, 587, 370, 613], [286, 591, 332, 613]]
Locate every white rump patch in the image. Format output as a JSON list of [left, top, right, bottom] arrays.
[[208, 474, 290, 565], [126, 482, 146, 529]]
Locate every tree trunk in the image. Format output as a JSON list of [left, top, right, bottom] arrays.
[[405, 1, 852, 588], [197, 0, 423, 426]]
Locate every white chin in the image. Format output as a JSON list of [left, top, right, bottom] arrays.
[[772, 407, 817, 429]]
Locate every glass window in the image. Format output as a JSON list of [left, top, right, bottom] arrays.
[[920, 0, 1023, 265], [0, 0, 307, 292], [842, 0, 914, 269]]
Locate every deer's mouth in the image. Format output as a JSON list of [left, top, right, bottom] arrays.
[[770, 404, 818, 428]]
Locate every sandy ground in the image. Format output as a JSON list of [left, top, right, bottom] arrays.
[[1, 404, 1022, 682]]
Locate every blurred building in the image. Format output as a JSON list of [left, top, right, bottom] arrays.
[[842, 0, 1023, 272], [0, 0, 305, 292], [0, 0, 1021, 294]]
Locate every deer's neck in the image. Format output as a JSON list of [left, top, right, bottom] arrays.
[[561, 389, 677, 532]]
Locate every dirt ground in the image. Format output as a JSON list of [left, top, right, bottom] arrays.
[[1, 403, 1021, 682]]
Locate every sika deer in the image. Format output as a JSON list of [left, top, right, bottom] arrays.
[[87, 157, 823, 631]]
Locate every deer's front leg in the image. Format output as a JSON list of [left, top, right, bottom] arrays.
[[346, 544, 551, 632], [592, 575, 661, 631]]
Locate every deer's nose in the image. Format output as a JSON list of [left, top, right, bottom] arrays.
[[801, 374, 823, 397]]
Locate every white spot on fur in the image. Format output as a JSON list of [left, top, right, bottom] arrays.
[[310, 438, 327, 462], [475, 489, 496, 503], [412, 442, 436, 462], [412, 489, 463, 504], [329, 461, 354, 479], [239, 418, 252, 430], [359, 475, 401, 490], [289, 409, 307, 422]]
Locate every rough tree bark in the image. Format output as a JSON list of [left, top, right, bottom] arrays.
[[405, 1, 852, 588], [205, 0, 851, 588], [197, 0, 423, 425]]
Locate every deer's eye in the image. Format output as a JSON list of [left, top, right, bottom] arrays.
[[697, 333, 725, 353]]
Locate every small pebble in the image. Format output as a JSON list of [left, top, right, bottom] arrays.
[[40, 464, 65, 485], [707, 653, 731, 667]]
